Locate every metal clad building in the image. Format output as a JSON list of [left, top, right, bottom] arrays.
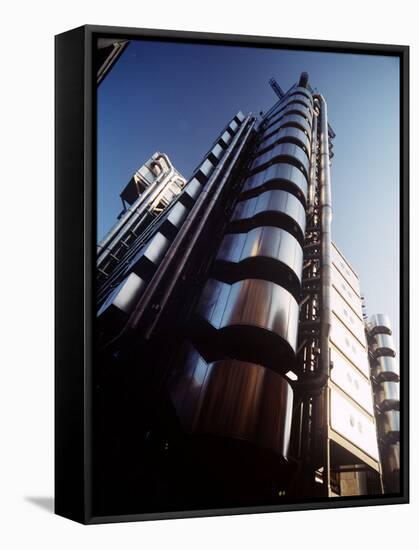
[[94, 73, 399, 510]]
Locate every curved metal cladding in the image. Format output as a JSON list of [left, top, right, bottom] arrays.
[[229, 189, 306, 245], [291, 86, 314, 104], [167, 106, 307, 460], [373, 355, 399, 382], [265, 112, 312, 138], [376, 381, 400, 411], [269, 101, 312, 123], [194, 278, 299, 372], [169, 347, 293, 457], [251, 142, 310, 181], [369, 313, 392, 336], [374, 333, 396, 358], [267, 97, 312, 123], [269, 86, 314, 111], [259, 126, 311, 157], [271, 103, 313, 123], [378, 410, 400, 444], [213, 227, 303, 300], [241, 162, 308, 206], [266, 111, 310, 131]]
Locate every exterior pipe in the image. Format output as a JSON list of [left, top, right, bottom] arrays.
[[318, 93, 333, 389], [295, 94, 332, 394], [307, 112, 318, 214]]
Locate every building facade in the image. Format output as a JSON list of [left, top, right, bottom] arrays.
[[95, 73, 399, 513]]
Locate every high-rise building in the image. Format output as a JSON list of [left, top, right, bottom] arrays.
[[95, 72, 399, 512]]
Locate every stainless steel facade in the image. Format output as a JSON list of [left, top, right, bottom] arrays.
[[96, 73, 398, 505], [367, 315, 400, 492], [215, 226, 303, 297], [165, 90, 310, 462], [194, 277, 300, 368], [229, 189, 306, 244], [169, 346, 293, 457], [242, 162, 307, 204]]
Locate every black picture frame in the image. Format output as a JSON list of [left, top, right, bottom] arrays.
[[55, 24, 409, 524]]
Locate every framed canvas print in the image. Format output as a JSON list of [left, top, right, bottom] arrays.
[[55, 25, 409, 524]]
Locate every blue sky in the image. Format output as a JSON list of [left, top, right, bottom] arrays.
[[97, 39, 400, 351]]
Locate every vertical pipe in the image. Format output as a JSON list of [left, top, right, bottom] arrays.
[[295, 97, 331, 394], [317, 94, 333, 495], [317, 95, 332, 352], [308, 113, 318, 214]]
